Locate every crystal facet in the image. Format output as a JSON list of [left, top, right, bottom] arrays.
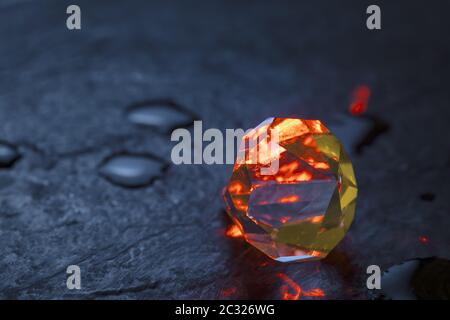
[[223, 118, 357, 262]]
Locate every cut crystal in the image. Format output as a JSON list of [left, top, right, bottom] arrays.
[[223, 118, 357, 262]]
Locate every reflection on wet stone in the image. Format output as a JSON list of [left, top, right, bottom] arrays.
[[99, 153, 168, 188], [380, 257, 450, 300], [0, 141, 20, 168], [328, 114, 389, 155], [126, 99, 195, 133], [328, 115, 372, 154], [354, 115, 389, 155]]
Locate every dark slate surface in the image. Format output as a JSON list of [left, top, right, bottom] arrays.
[[0, 0, 449, 299]]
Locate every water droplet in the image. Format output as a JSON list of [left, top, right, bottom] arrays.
[[0, 141, 20, 168], [380, 259, 420, 300], [381, 257, 450, 300], [99, 153, 167, 188], [126, 99, 195, 133]]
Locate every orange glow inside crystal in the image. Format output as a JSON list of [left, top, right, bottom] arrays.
[[223, 117, 357, 262], [228, 181, 245, 194], [278, 195, 300, 203], [225, 224, 244, 238]]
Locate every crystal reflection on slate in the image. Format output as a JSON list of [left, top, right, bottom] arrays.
[[380, 257, 450, 300], [0, 141, 20, 168], [328, 115, 371, 154], [99, 153, 167, 188], [328, 114, 389, 155], [126, 100, 194, 132]]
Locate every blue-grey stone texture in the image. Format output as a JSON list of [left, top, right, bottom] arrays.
[[0, 0, 449, 299]]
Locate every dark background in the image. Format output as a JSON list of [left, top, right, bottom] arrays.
[[0, 0, 449, 299]]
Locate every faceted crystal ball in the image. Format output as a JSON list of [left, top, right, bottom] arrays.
[[223, 118, 357, 262]]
